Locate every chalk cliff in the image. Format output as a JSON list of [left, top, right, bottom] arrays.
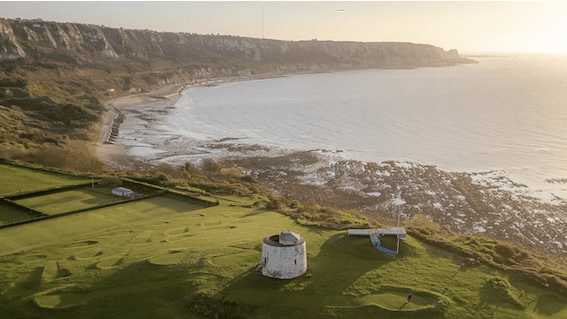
[[0, 17, 475, 147], [0, 18, 475, 85]]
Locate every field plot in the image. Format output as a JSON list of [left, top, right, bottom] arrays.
[[0, 194, 566, 319], [13, 186, 125, 215], [0, 194, 208, 254], [0, 204, 36, 225], [0, 164, 90, 196]]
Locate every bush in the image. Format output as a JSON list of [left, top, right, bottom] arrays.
[[220, 167, 244, 178], [403, 214, 441, 231], [184, 161, 199, 174], [101, 176, 122, 187], [156, 162, 185, 179], [266, 196, 283, 210], [201, 158, 219, 173], [240, 175, 256, 183], [6, 138, 105, 174]]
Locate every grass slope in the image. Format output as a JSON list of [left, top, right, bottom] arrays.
[[0, 163, 90, 195], [1, 193, 566, 319]]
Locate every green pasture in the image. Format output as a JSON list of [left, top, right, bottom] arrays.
[[0, 164, 90, 196], [13, 186, 125, 215], [0, 195, 565, 319]]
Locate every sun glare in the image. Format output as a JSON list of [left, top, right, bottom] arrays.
[[529, 32, 567, 54]]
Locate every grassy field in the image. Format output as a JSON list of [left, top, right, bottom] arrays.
[[1, 192, 566, 319], [0, 204, 36, 226], [13, 186, 126, 215], [0, 164, 91, 196], [0, 194, 207, 255], [0, 163, 566, 318]]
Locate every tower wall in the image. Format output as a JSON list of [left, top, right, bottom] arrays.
[[261, 235, 307, 279]]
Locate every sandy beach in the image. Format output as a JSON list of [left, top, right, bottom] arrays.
[[95, 84, 185, 168], [93, 72, 292, 168]]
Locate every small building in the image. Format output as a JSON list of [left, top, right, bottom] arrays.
[[260, 230, 307, 279], [111, 187, 135, 198], [348, 227, 406, 255]]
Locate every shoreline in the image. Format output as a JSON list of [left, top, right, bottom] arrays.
[[90, 71, 567, 260], [93, 69, 367, 167], [93, 58, 480, 163], [95, 83, 185, 168]]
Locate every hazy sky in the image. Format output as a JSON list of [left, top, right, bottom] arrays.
[[1, 1, 567, 53]]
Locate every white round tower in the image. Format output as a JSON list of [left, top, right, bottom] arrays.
[[261, 230, 307, 279]]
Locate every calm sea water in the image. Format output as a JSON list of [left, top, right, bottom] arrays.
[[165, 54, 567, 182]]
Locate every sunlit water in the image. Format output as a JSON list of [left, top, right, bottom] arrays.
[[168, 55, 567, 173], [127, 54, 567, 201]]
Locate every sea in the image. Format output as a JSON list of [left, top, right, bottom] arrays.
[[123, 53, 567, 203]]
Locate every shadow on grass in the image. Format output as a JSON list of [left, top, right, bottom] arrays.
[[241, 208, 272, 218], [452, 265, 465, 278], [532, 294, 567, 316], [479, 279, 525, 311], [216, 233, 397, 317]]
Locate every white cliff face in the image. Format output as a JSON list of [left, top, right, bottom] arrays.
[[0, 17, 474, 81], [0, 20, 26, 60]]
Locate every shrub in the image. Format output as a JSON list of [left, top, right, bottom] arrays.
[[266, 196, 283, 210], [156, 162, 185, 179], [240, 175, 256, 183], [201, 158, 219, 173], [101, 176, 123, 187], [494, 244, 516, 259], [184, 161, 199, 174], [219, 167, 244, 178], [7, 138, 105, 174], [403, 214, 441, 231]]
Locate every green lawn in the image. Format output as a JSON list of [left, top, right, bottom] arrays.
[[0, 204, 36, 225], [0, 195, 206, 254], [0, 164, 90, 196], [0, 196, 565, 319], [14, 187, 125, 215]]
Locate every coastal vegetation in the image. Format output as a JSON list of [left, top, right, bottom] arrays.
[[1, 162, 567, 319], [1, 159, 567, 318]]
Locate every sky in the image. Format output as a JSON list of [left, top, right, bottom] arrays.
[[1, 1, 567, 53]]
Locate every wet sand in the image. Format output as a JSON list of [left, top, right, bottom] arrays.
[[95, 84, 184, 168]]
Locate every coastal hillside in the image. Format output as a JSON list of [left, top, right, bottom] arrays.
[[0, 17, 475, 152], [0, 17, 475, 151], [0, 17, 474, 76]]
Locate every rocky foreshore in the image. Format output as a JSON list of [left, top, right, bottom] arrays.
[[226, 149, 567, 260]]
